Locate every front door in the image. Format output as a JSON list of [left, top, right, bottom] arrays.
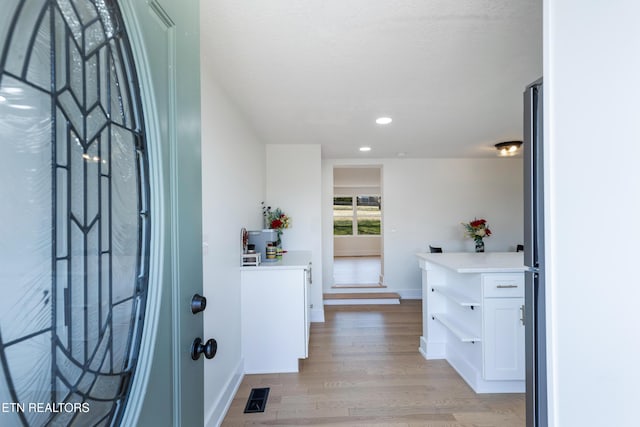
[[0, 0, 204, 425], [120, 0, 205, 425]]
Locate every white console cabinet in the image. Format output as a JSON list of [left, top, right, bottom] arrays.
[[240, 251, 311, 374], [417, 252, 526, 393]]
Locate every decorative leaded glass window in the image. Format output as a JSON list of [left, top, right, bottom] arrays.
[[0, 0, 150, 425]]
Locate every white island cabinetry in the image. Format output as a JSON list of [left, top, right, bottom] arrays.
[[240, 251, 311, 374], [417, 252, 526, 393]]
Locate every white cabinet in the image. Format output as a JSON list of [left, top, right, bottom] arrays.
[[483, 298, 525, 380], [240, 252, 311, 374], [482, 274, 525, 381], [417, 252, 526, 393]]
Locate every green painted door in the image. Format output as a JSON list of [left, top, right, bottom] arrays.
[[0, 0, 204, 426], [119, 0, 204, 426]]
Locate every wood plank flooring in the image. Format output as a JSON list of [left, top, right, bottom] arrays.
[[221, 301, 525, 426]]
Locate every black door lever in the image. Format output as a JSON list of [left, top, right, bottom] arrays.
[[191, 337, 217, 360]]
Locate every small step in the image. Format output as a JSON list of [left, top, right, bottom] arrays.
[[323, 292, 400, 305], [331, 283, 386, 289]]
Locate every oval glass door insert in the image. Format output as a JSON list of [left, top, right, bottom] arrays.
[[0, 0, 150, 425]]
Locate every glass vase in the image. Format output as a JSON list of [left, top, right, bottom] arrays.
[[475, 240, 485, 253]]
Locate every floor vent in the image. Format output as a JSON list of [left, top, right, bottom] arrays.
[[244, 387, 270, 413]]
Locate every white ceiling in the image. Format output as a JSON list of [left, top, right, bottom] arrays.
[[200, 0, 542, 159]]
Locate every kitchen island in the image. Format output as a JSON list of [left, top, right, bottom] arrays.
[[240, 251, 312, 373], [416, 252, 527, 393]]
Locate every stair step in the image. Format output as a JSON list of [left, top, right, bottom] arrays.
[[323, 292, 400, 305], [331, 283, 386, 289]]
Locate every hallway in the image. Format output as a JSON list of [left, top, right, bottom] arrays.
[[333, 256, 381, 286], [221, 301, 524, 426]]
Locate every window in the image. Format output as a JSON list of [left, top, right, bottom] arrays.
[[357, 196, 381, 235], [333, 196, 353, 235], [333, 196, 381, 236]]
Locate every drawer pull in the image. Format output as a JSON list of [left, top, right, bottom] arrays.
[[496, 284, 518, 289]]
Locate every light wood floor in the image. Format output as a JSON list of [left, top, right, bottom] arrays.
[[221, 301, 525, 426], [333, 256, 381, 286]]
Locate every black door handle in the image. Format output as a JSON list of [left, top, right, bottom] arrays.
[[191, 294, 207, 314], [191, 337, 217, 360]]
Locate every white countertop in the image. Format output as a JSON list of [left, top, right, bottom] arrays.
[[240, 250, 311, 270], [416, 252, 526, 273]]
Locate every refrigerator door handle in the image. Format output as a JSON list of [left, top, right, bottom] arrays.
[[523, 84, 536, 268], [523, 80, 544, 270]]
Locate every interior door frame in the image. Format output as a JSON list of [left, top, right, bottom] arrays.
[[331, 164, 384, 285]]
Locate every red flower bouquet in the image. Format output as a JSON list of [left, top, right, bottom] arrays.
[[262, 203, 291, 247], [462, 218, 492, 249]]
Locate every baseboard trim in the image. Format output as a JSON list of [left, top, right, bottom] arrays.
[[418, 337, 428, 359], [419, 336, 446, 360], [310, 307, 325, 323], [205, 358, 244, 427]]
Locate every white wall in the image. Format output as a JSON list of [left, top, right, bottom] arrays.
[[546, 2, 640, 426], [266, 144, 324, 322], [323, 158, 523, 297], [200, 59, 266, 424]]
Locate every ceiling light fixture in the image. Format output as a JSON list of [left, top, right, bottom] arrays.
[[359, 146, 372, 152], [495, 141, 522, 157], [375, 117, 392, 125]]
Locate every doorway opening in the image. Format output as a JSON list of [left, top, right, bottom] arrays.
[[332, 166, 383, 289]]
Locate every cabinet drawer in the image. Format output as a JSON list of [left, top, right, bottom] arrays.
[[482, 274, 524, 298]]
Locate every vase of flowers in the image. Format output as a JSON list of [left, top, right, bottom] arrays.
[[262, 203, 291, 248], [462, 218, 492, 252]]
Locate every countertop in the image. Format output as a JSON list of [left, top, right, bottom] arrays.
[[240, 250, 311, 270], [416, 252, 527, 273]]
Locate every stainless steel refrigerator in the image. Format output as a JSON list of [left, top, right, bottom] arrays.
[[523, 78, 547, 427]]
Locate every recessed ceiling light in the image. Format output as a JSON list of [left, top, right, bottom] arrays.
[[359, 146, 372, 152], [375, 117, 392, 125]]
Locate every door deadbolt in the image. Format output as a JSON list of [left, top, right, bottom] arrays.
[[191, 294, 207, 314]]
